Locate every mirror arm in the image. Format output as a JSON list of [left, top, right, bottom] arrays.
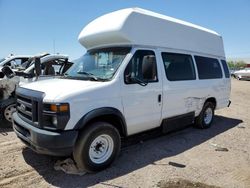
[[132, 77, 148, 86]]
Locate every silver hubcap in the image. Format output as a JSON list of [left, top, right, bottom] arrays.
[[204, 107, 213, 124], [4, 104, 16, 122], [89, 134, 114, 164]]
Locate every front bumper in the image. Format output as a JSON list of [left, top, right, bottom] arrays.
[[13, 112, 78, 156]]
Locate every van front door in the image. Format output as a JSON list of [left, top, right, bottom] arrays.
[[121, 50, 162, 135]]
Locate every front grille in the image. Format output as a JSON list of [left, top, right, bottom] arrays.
[[17, 97, 38, 122], [16, 88, 44, 127]]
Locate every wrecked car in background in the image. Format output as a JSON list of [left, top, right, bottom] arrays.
[[0, 54, 33, 78], [0, 54, 73, 126]]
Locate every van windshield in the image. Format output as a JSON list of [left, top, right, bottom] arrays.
[[64, 47, 131, 81]]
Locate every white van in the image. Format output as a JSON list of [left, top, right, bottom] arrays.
[[12, 8, 231, 172]]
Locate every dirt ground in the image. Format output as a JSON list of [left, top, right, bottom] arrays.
[[0, 79, 249, 188]]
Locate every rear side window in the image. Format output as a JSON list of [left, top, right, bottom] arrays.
[[221, 60, 230, 78], [195, 56, 222, 79], [161, 52, 196, 81]]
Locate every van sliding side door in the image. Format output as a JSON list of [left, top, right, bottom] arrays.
[[161, 52, 198, 119]]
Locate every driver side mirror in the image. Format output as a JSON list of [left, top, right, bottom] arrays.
[[2, 66, 15, 79], [34, 57, 41, 76], [125, 74, 148, 86], [125, 74, 132, 84]]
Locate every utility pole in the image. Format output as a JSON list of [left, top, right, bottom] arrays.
[[53, 39, 55, 54]]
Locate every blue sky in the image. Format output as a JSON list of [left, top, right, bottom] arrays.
[[0, 0, 249, 60]]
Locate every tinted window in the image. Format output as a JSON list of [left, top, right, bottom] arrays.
[[161, 52, 196, 81], [221, 60, 230, 78], [195, 56, 222, 79], [124, 50, 158, 84]]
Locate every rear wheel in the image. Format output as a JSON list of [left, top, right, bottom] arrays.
[[73, 122, 121, 172], [195, 102, 215, 129], [236, 75, 241, 80]]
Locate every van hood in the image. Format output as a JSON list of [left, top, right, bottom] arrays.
[[21, 78, 104, 102]]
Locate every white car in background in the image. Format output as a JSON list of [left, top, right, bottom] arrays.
[[18, 54, 71, 85], [0, 55, 32, 78], [233, 68, 250, 80]]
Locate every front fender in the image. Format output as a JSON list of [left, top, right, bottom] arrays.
[[74, 107, 127, 136]]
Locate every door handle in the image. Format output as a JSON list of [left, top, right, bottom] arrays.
[[158, 94, 161, 103]]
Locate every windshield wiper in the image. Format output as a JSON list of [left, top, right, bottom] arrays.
[[77, 71, 99, 80], [61, 73, 80, 80], [62, 73, 70, 78], [77, 71, 109, 81], [62, 72, 109, 81]]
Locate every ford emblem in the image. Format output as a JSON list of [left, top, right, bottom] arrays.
[[20, 104, 26, 111]]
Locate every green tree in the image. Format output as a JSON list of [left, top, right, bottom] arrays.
[[227, 60, 247, 70]]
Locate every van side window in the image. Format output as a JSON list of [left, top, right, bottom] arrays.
[[161, 52, 196, 81], [124, 50, 158, 84], [221, 60, 230, 78], [195, 56, 222, 79]]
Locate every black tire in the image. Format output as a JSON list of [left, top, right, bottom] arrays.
[[194, 102, 215, 129], [73, 121, 121, 172], [1, 104, 16, 127]]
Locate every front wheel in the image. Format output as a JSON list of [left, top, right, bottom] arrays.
[[73, 122, 121, 172], [194, 102, 215, 129]]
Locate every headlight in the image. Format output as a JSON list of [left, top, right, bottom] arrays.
[[43, 103, 70, 130]]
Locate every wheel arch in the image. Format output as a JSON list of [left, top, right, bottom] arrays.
[[205, 97, 217, 109], [74, 107, 128, 137]]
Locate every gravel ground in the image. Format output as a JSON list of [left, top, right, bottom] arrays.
[[0, 79, 249, 188]]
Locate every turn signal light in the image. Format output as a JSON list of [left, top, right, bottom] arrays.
[[50, 104, 69, 112]]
